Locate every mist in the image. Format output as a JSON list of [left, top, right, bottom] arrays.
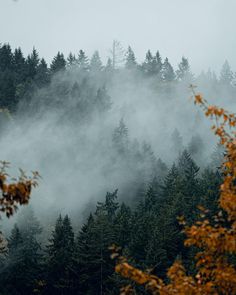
[[0, 56, 234, 230]]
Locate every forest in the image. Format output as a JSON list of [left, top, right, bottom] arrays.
[[0, 42, 235, 294]]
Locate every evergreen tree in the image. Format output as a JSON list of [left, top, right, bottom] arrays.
[[13, 47, 26, 83], [162, 57, 175, 82], [176, 57, 193, 81], [142, 50, 155, 76], [90, 50, 103, 72], [46, 214, 75, 295], [1, 208, 42, 295], [77, 50, 89, 71], [0, 43, 13, 72], [26, 47, 40, 79], [105, 57, 113, 73], [95, 86, 112, 112], [125, 46, 137, 70], [50, 52, 66, 74], [35, 58, 50, 87], [112, 119, 129, 154], [155, 50, 162, 78], [220, 60, 233, 84], [67, 52, 77, 67], [114, 203, 132, 248], [76, 192, 117, 294]]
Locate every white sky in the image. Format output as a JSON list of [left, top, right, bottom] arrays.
[[0, 0, 236, 74]]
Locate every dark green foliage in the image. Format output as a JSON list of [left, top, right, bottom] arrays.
[[0, 208, 42, 295], [50, 52, 66, 74], [35, 58, 50, 87], [45, 214, 75, 294], [76, 191, 119, 294], [26, 48, 40, 79]]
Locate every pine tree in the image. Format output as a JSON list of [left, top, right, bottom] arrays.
[[67, 52, 77, 67], [155, 50, 162, 79], [35, 58, 50, 87], [125, 46, 137, 70], [0, 43, 13, 72], [1, 208, 42, 295], [162, 57, 175, 82], [77, 50, 89, 71], [176, 57, 193, 81], [76, 192, 117, 294], [50, 52, 66, 74], [26, 47, 40, 79], [220, 60, 233, 84], [76, 214, 98, 294], [142, 50, 155, 76], [95, 86, 112, 112], [105, 57, 113, 73], [114, 203, 132, 248], [46, 214, 75, 295], [112, 119, 129, 154], [90, 50, 103, 72], [13, 47, 26, 83]]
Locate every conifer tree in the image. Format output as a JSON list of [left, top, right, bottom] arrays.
[[46, 214, 75, 295], [50, 52, 66, 74], [162, 57, 175, 82], [35, 58, 50, 87], [0, 43, 13, 72], [95, 86, 112, 112], [125, 46, 137, 70], [77, 50, 89, 71], [90, 50, 103, 72], [112, 119, 129, 155], [220, 60, 233, 84], [26, 48, 40, 79], [176, 57, 193, 81], [67, 52, 77, 67]]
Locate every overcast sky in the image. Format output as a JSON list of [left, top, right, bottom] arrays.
[[0, 0, 235, 74]]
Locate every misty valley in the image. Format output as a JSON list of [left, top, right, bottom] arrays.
[[0, 43, 235, 294]]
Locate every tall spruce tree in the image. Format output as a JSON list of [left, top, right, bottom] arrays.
[[176, 57, 193, 81], [220, 60, 233, 84], [77, 50, 89, 71], [45, 214, 75, 295], [125, 46, 137, 70], [50, 52, 66, 74], [162, 57, 175, 82], [90, 50, 103, 72]]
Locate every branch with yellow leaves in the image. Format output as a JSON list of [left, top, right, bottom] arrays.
[[0, 161, 40, 218]]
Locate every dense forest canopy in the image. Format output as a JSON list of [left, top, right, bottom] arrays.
[[0, 42, 235, 294]]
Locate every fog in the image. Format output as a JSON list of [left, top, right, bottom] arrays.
[[1, 60, 233, 230]]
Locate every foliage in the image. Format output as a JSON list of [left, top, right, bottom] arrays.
[[111, 88, 236, 294], [0, 161, 39, 218]]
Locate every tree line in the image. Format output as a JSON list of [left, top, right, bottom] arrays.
[[0, 42, 235, 113]]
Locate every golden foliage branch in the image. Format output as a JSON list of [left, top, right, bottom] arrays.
[[0, 161, 39, 218], [111, 87, 236, 294]]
